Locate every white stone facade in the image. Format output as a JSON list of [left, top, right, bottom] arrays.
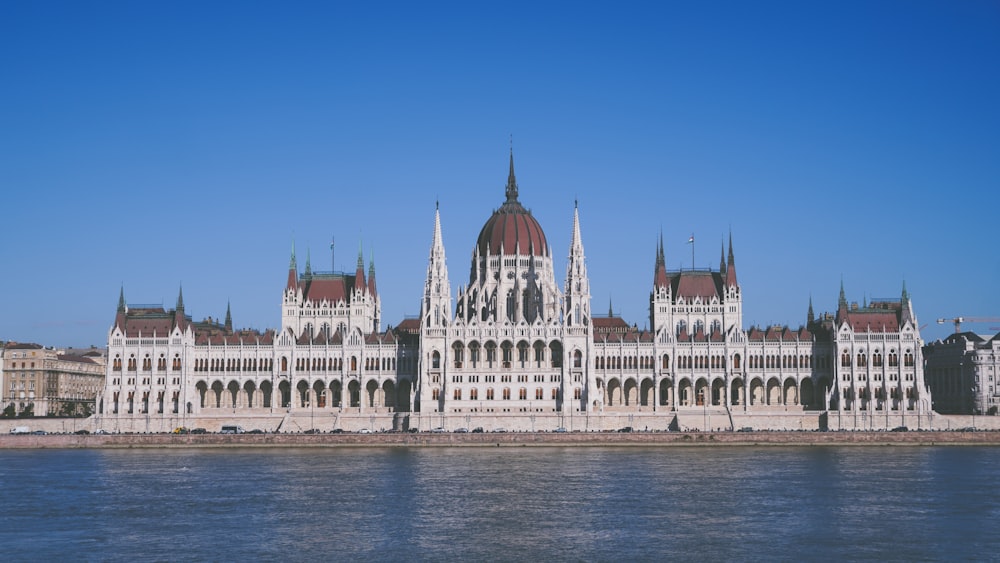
[[96, 154, 932, 431]]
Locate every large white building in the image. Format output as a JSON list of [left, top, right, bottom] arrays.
[[97, 153, 932, 431]]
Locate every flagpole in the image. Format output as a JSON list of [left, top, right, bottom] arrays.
[[689, 233, 695, 270]]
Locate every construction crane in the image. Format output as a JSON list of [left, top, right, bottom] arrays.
[[936, 317, 1000, 334]]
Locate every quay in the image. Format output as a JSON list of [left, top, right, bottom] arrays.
[[4, 430, 1000, 449]]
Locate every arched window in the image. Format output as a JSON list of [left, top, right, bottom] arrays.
[[432, 351, 441, 369], [733, 354, 741, 370], [574, 350, 582, 368]]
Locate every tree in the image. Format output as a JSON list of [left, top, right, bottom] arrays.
[[2, 403, 14, 418], [18, 403, 34, 418]]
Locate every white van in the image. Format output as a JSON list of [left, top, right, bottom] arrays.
[[10, 426, 30, 434], [220, 425, 245, 434]]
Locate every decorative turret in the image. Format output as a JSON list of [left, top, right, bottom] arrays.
[[423, 202, 451, 328], [224, 301, 232, 332], [174, 285, 186, 329], [117, 285, 126, 313], [807, 296, 815, 324], [653, 231, 669, 289], [900, 280, 915, 327], [354, 242, 366, 294], [564, 200, 591, 326], [720, 240, 727, 275], [725, 231, 738, 287], [367, 250, 377, 297], [287, 241, 298, 289], [838, 279, 848, 316], [304, 248, 312, 277], [505, 148, 518, 202]]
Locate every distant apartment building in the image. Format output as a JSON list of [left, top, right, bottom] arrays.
[[924, 332, 1000, 415], [2, 342, 106, 417]]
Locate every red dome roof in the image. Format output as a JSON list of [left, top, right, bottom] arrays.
[[475, 152, 549, 257], [476, 201, 548, 256]]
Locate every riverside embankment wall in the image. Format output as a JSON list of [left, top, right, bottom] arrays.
[[4, 430, 1000, 449]]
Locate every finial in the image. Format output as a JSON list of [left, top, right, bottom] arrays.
[[505, 146, 518, 202]]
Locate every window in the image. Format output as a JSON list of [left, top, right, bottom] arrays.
[[519, 388, 528, 400]]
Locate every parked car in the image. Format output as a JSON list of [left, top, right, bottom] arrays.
[[430, 427, 446, 433], [554, 427, 568, 433], [74, 429, 90, 435], [618, 427, 633, 433], [190, 428, 207, 434], [358, 428, 372, 434], [471, 427, 484, 433], [454, 427, 469, 433]]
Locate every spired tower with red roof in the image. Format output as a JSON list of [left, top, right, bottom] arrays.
[[281, 239, 382, 343], [649, 231, 743, 344]]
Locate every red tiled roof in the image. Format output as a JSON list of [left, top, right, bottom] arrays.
[[844, 312, 900, 333], [301, 276, 353, 304], [593, 317, 632, 333], [672, 271, 721, 301]]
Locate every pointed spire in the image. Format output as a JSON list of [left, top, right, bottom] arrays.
[[505, 148, 519, 202], [431, 203, 444, 256], [657, 230, 665, 266], [719, 239, 727, 274], [117, 285, 126, 313], [570, 202, 583, 252], [807, 296, 815, 324], [725, 230, 738, 287], [224, 301, 232, 332], [654, 230, 669, 289], [838, 279, 848, 312], [608, 297, 614, 317], [901, 280, 909, 303], [304, 248, 312, 276], [354, 240, 366, 293], [367, 249, 377, 296], [176, 285, 184, 311], [289, 239, 297, 269]]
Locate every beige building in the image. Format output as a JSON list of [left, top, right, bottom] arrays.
[[2, 342, 105, 417], [924, 332, 1000, 415]]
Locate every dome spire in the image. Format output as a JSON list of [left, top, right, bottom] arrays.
[[505, 147, 519, 202]]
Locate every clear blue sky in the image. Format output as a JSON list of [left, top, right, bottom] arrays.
[[2, 1, 998, 348]]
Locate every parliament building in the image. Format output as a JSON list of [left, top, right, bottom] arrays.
[[97, 154, 933, 432]]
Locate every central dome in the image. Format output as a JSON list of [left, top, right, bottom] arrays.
[[475, 152, 549, 257]]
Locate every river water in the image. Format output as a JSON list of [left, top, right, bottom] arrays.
[[1, 446, 997, 561]]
